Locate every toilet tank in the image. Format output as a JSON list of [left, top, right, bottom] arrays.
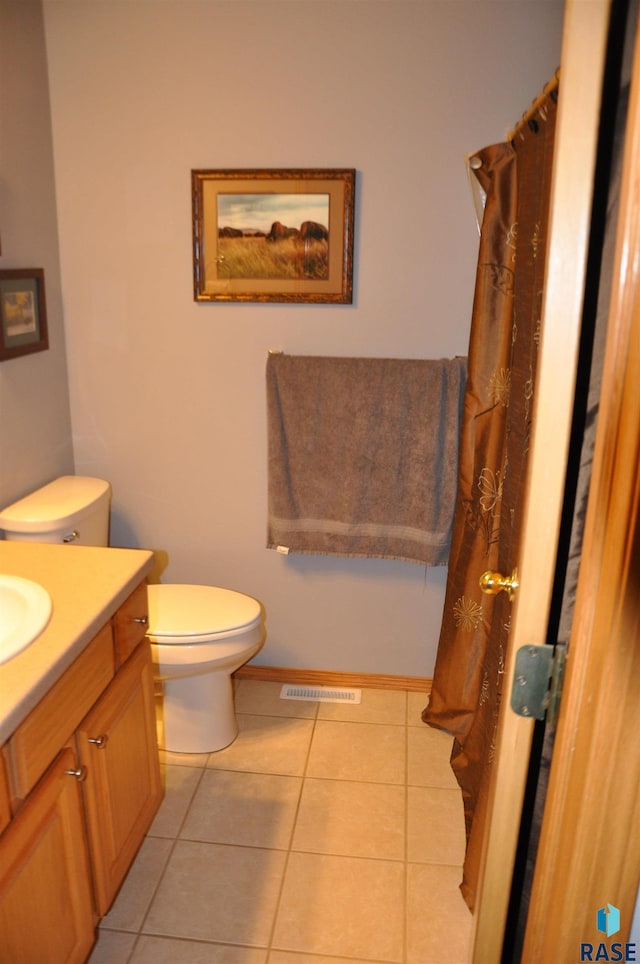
[[0, 476, 111, 546]]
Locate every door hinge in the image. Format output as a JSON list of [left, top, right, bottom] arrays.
[[510, 643, 566, 723]]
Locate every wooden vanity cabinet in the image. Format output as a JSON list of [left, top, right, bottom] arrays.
[[0, 747, 95, 964], [77, 639, 162, 915], [0, 579, 162, 960]]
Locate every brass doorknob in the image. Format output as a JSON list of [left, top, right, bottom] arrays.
[[479, 568, 519, 601]]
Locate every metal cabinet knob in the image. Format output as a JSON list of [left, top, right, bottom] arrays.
[[479, 568, 519, 601], [88, 734, 108, 749], [65, 765, 87, 781], [132, 616, 148, 625]]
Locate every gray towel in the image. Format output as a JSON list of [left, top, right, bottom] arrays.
[[266, 354, 467, 565]]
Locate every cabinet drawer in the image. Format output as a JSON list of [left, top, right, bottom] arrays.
[[113, 582, 149, 666], [6, 625, 115, 801]]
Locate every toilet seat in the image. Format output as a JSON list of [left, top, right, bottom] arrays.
[[146, 584, 262, 644]]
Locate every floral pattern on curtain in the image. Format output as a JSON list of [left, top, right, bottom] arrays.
[[423, 85, 558, 911]]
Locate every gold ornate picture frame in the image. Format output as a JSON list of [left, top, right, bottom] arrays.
[[191, 169, 355, 304]]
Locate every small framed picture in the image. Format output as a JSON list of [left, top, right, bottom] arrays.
[[0, 269, 49, 361], [191, 168, 356, 304]]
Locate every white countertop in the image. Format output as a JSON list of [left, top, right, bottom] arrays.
[[0, 542, 154, 744]]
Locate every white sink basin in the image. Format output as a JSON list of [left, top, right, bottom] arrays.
[[0, 575, 52, 666]]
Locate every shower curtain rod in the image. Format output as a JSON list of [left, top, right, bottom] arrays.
[[508, 69, 560, 142]]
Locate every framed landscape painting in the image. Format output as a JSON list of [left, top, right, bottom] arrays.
[[191, 168, 355, 303], [0, 269, 49, 361]]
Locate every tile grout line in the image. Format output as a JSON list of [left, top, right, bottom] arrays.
[[265, 693, 320, 957], [134, 749, 211, 944]]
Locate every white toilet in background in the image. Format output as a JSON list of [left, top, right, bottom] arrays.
[[0, 476, 265, 753], [146, 583, 263, 753]]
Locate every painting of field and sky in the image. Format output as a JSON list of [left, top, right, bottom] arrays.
[[192, 168, 355, 303], [216, 192, 330, 280]]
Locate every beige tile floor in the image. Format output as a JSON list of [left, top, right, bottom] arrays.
[[88, 681, 473, 964]]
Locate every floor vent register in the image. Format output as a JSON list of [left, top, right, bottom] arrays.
[[280, 684, 362, 704]]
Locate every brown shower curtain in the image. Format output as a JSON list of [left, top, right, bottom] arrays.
[[423, 80, 558, 911]]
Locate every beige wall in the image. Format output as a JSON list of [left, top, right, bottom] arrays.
[[0, 0, 74, 507], [33, 0, 564, 676]]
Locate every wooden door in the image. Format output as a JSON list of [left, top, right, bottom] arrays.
[[0, 747, 96, 964], [471, 0, 614, 958], [77, 641, 163, 916], [522, 8, 640, 955]]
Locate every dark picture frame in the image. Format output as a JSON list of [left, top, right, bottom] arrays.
[[0, 269, 49, 361], [191, 168, 355, 303]]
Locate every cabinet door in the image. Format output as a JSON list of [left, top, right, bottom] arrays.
[[77, 641, 163, 916], [0, 747, 95, 964], [0, 748, 11, 833]]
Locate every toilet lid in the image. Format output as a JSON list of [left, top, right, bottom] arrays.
[[147, 584, 262, 638]]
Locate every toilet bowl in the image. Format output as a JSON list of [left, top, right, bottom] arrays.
[[0, 476, 266, 753], [147, 583, 264, 752]]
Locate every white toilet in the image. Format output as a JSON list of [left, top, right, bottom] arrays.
[[0, 476, 265, 753]]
